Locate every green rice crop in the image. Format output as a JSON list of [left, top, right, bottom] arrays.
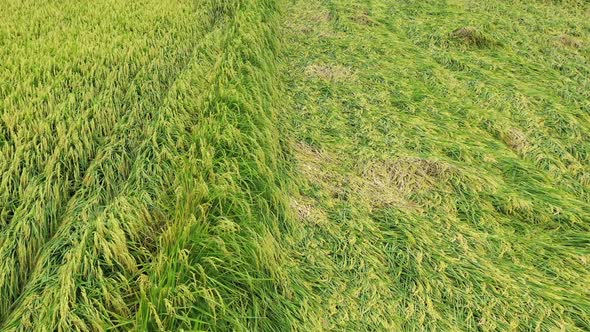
[[0, 0, 589, 330], [281, 0, 590, 330], [1, 0, 310, 330]]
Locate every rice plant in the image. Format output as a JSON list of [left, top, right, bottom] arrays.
[[1, 0, 589, 330]]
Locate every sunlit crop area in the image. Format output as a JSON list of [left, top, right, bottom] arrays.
[[1, 0, 589, 331]]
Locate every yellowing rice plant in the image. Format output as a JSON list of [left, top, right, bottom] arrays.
[[0, 0, 589, 331]]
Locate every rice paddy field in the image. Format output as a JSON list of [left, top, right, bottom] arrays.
[[0, 0, 589, 331]]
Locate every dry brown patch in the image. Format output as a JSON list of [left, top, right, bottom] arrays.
[[358, 157, 457, 210], [577, 168, 590, 187], [293, 141, 346, 195], [555, 34, 582, 49], [451, 27, 492, 47], [294, 141, 334, 176], [290, 196, 329, 225], [291, 142, 342, 223], [294, 142, 459, 212], [353, 176, 420, 211], [305, 63, 353, 82], [504, 128, 529, 153], [351, 12, 376, 26], [365, 157, 454, 191], [311, 10, 332, 23], [285, 8, 333, 36]]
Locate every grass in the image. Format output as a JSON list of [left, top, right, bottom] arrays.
[[1, 0, 589, 330]]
